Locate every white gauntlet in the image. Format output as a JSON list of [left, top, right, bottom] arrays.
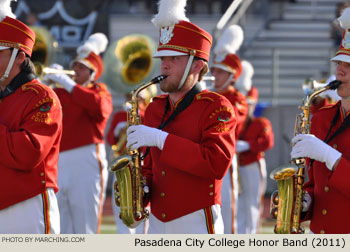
[[291, 134, 342, 171], [127, 125, 168, 150]]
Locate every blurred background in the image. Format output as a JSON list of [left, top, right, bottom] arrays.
[[14, 0, 343, 233]]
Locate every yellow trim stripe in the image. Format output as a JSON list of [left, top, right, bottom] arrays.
[[0, 40, 32, 52], [1, 21, 35, 42], [96, 144, 104, 234], [158, 44, 209, 56], [229, 165, 235, 233], [204, 207, 215, 234], [41, 190, 51, 234], [176, 24, 212, 44]]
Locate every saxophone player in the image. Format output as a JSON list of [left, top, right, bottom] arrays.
[[126, 0, 236, 234], [290, 7, 350, 234]]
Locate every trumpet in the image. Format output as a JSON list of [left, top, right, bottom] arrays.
[[34, 63, 75, 77]]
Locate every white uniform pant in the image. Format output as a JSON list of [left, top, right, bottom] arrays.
[[235, 159, 266, 234], [221, 154, 238, 233], [111, 174, 149, 234], [0, 189, 59, 234], [57, 143, 108, 234], [148, 204, 223, 234]]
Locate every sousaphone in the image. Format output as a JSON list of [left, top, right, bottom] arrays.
[[101, 34, 159, 94]]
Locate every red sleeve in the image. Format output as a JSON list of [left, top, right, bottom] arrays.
[[107, 111, 127, 146], [71, 82, 112, 121], [233, 93, 248, 138], [0, 87, 62, 171], [248, 117, 274, 153]]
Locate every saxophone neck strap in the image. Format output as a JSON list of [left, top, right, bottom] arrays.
[[324, 104, 350, 144], [141, 83, 201, 160], [310, 105, 350, 167]]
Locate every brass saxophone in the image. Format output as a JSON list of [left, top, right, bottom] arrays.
[[109, 75, 167, 228], [270, 80, 341, 234]]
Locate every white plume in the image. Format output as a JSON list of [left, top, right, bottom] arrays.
[[214, 25, 244, 57], [77, 33, 108, 57], [152, 0, 189, 28], [235, 60, 254, 95], [0, 0, 16, 20], [338, 7, 350, 29]]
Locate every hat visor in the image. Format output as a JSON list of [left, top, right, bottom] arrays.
[[153, 50, 187, 58], [211, 63, 233, 74], [0, 46, 10, 50], [331, 54, 350, 63]]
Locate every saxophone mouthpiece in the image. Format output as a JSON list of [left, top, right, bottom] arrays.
[[151, 75, 167, 84], [327, 80, 342, 90]]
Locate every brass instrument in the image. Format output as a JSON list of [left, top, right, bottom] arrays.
[[101, 34, 158, 94], [270, 79, 341, 234], [35, 63, 75, 77], [109, 75, 167, 228]]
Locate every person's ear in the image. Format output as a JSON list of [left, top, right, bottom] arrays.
[[15, 51, 26, 64], [192, 60, 204, 74]]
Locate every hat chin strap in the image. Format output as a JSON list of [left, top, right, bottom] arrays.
[[216, 73, 234, 93], [0, 48, 19, 83], [178, 51, 196, 91]]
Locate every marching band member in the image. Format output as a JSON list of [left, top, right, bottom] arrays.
[[236, 86, 274, 233], [126, 0, 236, 234], [291, 7, 350, 234], [0, 0, 62, 234], [210, 25, 248, 233], [46, 33, 113, 234]]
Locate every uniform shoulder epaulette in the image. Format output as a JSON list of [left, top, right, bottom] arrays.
[[21, 81, 48, 94], [254, 117, 270, 124], [196, 91, 222, 102], [153, 94, 168, 100], [318, 102, 338, 111], [95, 82, 111, 97]]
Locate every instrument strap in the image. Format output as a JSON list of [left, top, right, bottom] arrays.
[[310, 103, 350, 167], [0, 72, 35, 98], [141, 83, 202, 160]]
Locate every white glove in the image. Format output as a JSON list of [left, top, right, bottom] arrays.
[[291, 134, 342, 171], [127, 125, 168, 150], [45, 73, 76, 93], [236, 140, 250, 153], [114, 121, 127, 138], [302, 192, 312, 212]]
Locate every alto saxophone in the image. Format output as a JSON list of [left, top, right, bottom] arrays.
[[109, 75, 167, 228], [270, 80, 341, 234]]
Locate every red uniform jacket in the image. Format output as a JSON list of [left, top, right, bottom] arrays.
[[238, 117, 274, 166], [220, 86, 248, 139], [54, 82, 113, 151], [107, 110, 127, 146], [107, 109, 145, 146], [303, 102, 350, 234], [0, 80, 62, 210], [142, 90, 236, 222]]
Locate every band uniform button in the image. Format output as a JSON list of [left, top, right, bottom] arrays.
[[324, 186, 329, 192], [160, 192, 165, 197], [209, 192, 214, 196], [322, 209, 327, 215], [41, 181, 45, 184], [161, 213, 166, 219], [40, 172, 44, 176], [333, 144, 337, 149], [209, 184, 214, 188], [320, 230, 325, 234], [161, 171, 166, 176]]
